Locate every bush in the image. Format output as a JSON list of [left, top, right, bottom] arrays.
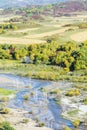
[[73, 120, 80, 128], [66, 89, 80, 97], [23, 95, 29, 100], [63, 126, 71, 130], [22, 119, 29, 124], [38, 122, 45, 127], [0, 108, 10, 114], [83, 97, 87, 105], [50, 89, 59, 95], [0, 97, 9, 102], [0, 122, 15, 130]]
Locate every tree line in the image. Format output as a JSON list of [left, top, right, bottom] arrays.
[[0, 40, 87, 71]]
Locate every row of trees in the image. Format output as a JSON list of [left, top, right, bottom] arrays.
[[0, 40, 87, 71]]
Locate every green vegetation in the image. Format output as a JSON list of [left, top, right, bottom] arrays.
[[0, 40, 87, 70], [50, 89, 59, 95], [0, 40, 87, 82], [66, 89, 80, 97], [77, 22, 87, 29], [64, 22, 87, 29], [0, 108, 10, 114], [0, 24, 18, 30], [67, 110, 79, 116], [0, 97, 9, 102], [38, 122, 45, 127], [0, 122, 15, 130], [22, 119, 29, 124], [0, 88, 15, 96], [72, 120, 80, 128], [83, 97, 87, 105], [0, 4, 87, 130], [63, 126, 71, 130], [23, 95, 29, 100]]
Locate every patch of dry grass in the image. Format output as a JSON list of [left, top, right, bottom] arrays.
[[71, 31, 87, 42]]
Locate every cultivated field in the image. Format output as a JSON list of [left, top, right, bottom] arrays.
[[0, 14, 87, 44]]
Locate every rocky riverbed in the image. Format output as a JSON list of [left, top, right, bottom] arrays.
[[0, 73, 86, 130]]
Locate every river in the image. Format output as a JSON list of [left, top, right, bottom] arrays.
[[0, 73, 81, 130]]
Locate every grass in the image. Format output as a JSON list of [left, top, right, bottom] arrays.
[[0, 59, 87, 82], [0, 15, 86, 45], [0, 60, 67, 80], [67, 109, 79, 116], [0, 88, 15, 96], [0, 17, 79, 44]]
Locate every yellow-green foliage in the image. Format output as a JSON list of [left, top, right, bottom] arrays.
[[73, 120, 80, 128], [0, 115, 4, 123], [0, 40, 87, 71], [83, 97, 87, 105], [0, 24, 18, 30], [0, 108, 10, 114], [63, 126, 71, 130], [23, 95, 29, 100], [22, 119, 29, 124], [0, 97, 9, 102], [50, 89, 59, 95], [0, 122, 15, 130], [66, 89, 80, 96], [0, 88, 15, 96]]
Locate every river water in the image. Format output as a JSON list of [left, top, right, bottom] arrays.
[[0, 73, 81, 130]]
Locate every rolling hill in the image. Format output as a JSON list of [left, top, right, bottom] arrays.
[[0, 0, 87, 13], [0, 0, 66, 8]]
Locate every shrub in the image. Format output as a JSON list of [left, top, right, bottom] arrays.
[[83, 97, 87, 105], [66, 89, 80, 97], [0, 122, 15, 130], [0, 108, 10, 114], [73, 120, 80, 128], [22, 119, 29, 124], [50, 89, 59, 95], [63, 126, 71, 130], [0, 97, 9, 102], [23, 95, 29, 100], [38, 122, 45, 127]]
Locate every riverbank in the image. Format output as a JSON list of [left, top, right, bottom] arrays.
[[0, 60, 87, 83], [2, 108, 52, 130], [44, 80, 87, 129]]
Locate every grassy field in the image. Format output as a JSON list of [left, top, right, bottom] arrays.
[[0, 14, 87, 45], [70, 30, 87, 42], [0, 59, 87, 82]]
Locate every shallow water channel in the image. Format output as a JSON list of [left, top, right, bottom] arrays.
[[0, 73, 80, 130]]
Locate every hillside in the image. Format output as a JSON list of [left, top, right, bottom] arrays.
[[0, 0, 87, 15], [0, 0, 66, 8], [54, 0, 87, 15]]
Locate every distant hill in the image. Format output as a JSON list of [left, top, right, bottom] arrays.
[[0, 0, 87, 14], [0, 0, 66, 8], [55, 0, 87, 13]]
